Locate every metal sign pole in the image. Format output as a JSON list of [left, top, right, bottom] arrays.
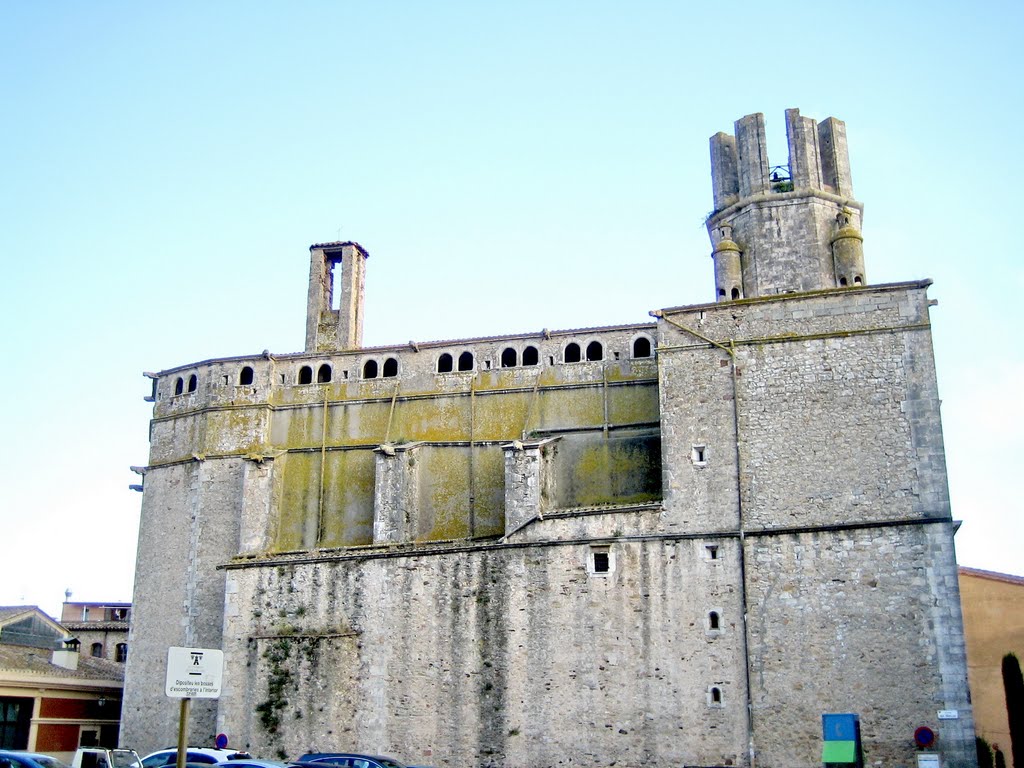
[[176, 697, 190, 768]]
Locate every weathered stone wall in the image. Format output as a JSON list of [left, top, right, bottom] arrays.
[[653, 281, 973, 767], [125, 280, 974, 767], [122, 459, 246, 752], [218, 534, 748, 768]]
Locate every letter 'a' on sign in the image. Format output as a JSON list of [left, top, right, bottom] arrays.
[[165, 647, 224, 699]]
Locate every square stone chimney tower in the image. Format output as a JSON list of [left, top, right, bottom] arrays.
[[706, 109, 865, 300], [305, 241, 369, 352]]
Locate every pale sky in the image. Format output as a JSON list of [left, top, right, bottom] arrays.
[[1, 1, 1020, 618]]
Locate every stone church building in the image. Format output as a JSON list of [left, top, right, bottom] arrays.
[[122, 110, 976, 768]]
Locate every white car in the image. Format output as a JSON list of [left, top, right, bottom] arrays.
[[140, 751, 249, 768]]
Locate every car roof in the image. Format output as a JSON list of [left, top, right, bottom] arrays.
[[294, 757, 404, 768]]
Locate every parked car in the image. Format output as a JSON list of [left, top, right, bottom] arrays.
[[294, 755, 409, 768], [141, 751, 249, 768], [70, 749, 142, 768], [0, 752, 72, 768], [213, 761, 293, 768]]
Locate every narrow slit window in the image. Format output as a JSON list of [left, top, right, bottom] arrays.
[[709, 611, 720, 630], [706, 545, 719, 561], [330, 259, 343, 310], [692, 445, 706, 464], [710, 687, 722, 705]]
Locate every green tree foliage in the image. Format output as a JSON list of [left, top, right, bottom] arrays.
[[979, 737, 995, 768], [1004, 653, 1024, 768]]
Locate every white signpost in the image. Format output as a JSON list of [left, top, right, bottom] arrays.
[[165, 647, 225, 768], [166, 647, 224, 699]]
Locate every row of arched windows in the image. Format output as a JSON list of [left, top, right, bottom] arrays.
[[169, 335, 656, 395], [298, 364, 334, 384], [362, 357, 399, 379], [441, 336, 653, 373], [173, 374, 198, 395]]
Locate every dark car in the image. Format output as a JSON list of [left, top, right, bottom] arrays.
[[295, 754, 408, 768], [0, 753, 72, 768]]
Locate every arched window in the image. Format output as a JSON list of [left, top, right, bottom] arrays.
[[718, 288, 726, 299], [839, 277, 848, 286], [731, 287, 740, 299], [115, 643, 127, 663], [437, 353, 454, 373], [317, 364, 332, 383], [382, 358, 398, 378], [187, 374, 198, 393], [239, 366, 254, 386], [174, 377, 184, 395], [522, 346, 539, 366], [586, 341, 603, 361], [564, 343, 581, 363], [632, 337, 652, 358], [298, 365, 313, 385], [854, 275, 863, 285], [458, 351, 474, 371], [710, 687, 722, 705], [501, 348, 518, 368], [91, 643, 104, 658], [363, 359, 378, 379], [709, 611, 720, 630]]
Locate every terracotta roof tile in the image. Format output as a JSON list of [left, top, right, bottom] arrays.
[[0, 642, 125, 682]]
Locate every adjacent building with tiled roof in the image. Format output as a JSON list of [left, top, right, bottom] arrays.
[[0, 606, 123, 758], [60, 602, 131, 664]]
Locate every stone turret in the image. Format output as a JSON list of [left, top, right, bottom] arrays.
[[305, 241, 369, 352], [706, 109, 864, 300]]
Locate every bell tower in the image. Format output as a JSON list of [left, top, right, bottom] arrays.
[[706, 109, 865, 300], [305, 241, 369, 352]]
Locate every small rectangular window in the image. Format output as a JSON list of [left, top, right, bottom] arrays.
[[589, 546, 612, 575], [705, 545, 719, 560], [692, 445, 706, 464]]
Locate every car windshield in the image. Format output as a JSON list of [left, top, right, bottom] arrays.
[[110, 753, 140, 768], [33, 759, 71, 768]]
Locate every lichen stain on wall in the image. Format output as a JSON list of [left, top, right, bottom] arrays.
[[320, 450, 375, 547]]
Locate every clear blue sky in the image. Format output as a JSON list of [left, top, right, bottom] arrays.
[[1, 1, 1020, 617]]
